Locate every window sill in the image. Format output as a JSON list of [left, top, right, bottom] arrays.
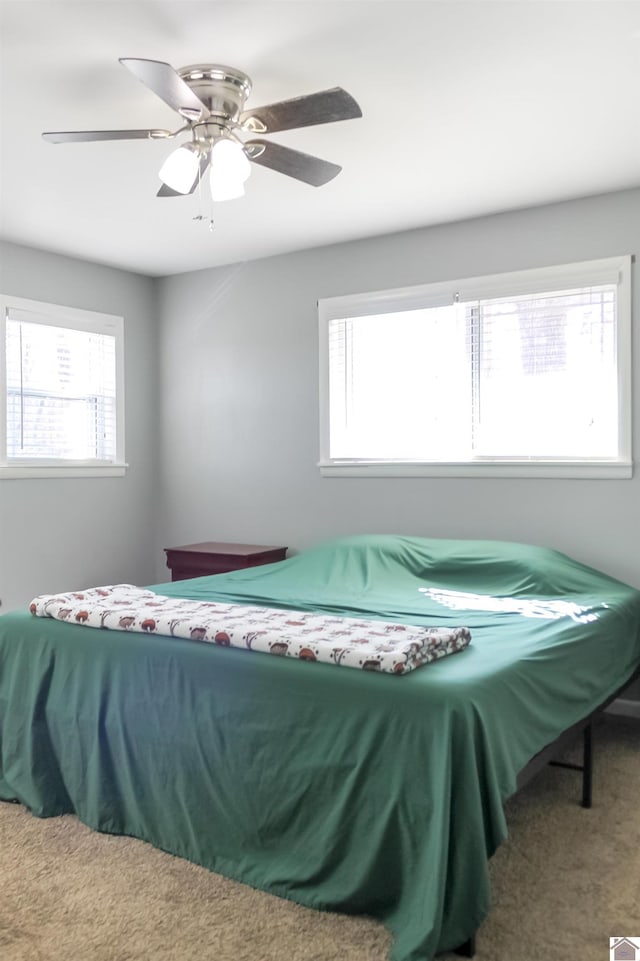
[[319, 460, 633, 479], [0, 463, 128, 480]]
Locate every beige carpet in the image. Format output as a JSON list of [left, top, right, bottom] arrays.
[[1, 714, 638, 961]]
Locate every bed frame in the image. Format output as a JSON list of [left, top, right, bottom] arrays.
[[452, 665, 640, 958]]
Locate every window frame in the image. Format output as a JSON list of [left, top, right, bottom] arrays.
[[318, 256, 632, 479], [0, 294, 126, 479]]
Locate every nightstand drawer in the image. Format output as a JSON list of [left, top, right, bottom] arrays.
[[164, 541, 287, 581]]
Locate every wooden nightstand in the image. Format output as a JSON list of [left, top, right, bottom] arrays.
[[164, 541, 288, 581]]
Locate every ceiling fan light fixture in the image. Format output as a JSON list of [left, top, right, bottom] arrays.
[[42, 59, 362, 203], [208, 138, 251, 201], [210, 137, 251, 181], [158, 141, 202, 193]]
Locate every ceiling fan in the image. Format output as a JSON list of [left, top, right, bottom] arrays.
[[42, 59, 362, 201]]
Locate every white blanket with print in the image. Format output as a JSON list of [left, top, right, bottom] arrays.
[[29, 584, 471, 675]]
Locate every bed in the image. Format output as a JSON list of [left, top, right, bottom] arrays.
[[1, 533, 640, 961]]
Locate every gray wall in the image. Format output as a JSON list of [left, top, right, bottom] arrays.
[[156, 189, 640, 591], [0, 241, 158, 612]]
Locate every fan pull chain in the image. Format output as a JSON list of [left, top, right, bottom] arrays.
[[192, 155, 215, 232]]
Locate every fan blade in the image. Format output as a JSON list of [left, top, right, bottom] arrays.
[[42, 129, 172, 144], [157, 152, 211, 197], [241, 87, 361, 134], [119, 58, 209, 120], [245, 139, 341, 186]]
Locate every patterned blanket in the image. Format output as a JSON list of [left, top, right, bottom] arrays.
[[29, 584, 471, 675]]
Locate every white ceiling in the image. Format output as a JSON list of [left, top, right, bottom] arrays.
[[1, 0, 639, 277]]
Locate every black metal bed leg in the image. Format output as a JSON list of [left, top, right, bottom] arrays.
[[582, 721, 593, 809], [452, 935, 476, 957], [549, 719, 594, 807]]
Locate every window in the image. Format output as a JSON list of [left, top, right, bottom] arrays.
[[319, 257, 632, 478], [1, 295, 125, 478]]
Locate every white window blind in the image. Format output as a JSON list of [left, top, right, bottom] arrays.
[[469, 286, 617, 459], [319, 257, 631, 478], [1, 297, 125, 478], [328, 305, 472, 460]]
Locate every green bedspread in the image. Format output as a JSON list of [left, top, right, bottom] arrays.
[[1, 534, 640, 960]]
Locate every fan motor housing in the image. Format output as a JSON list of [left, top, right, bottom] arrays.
[[178, 64, 252, 122]]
